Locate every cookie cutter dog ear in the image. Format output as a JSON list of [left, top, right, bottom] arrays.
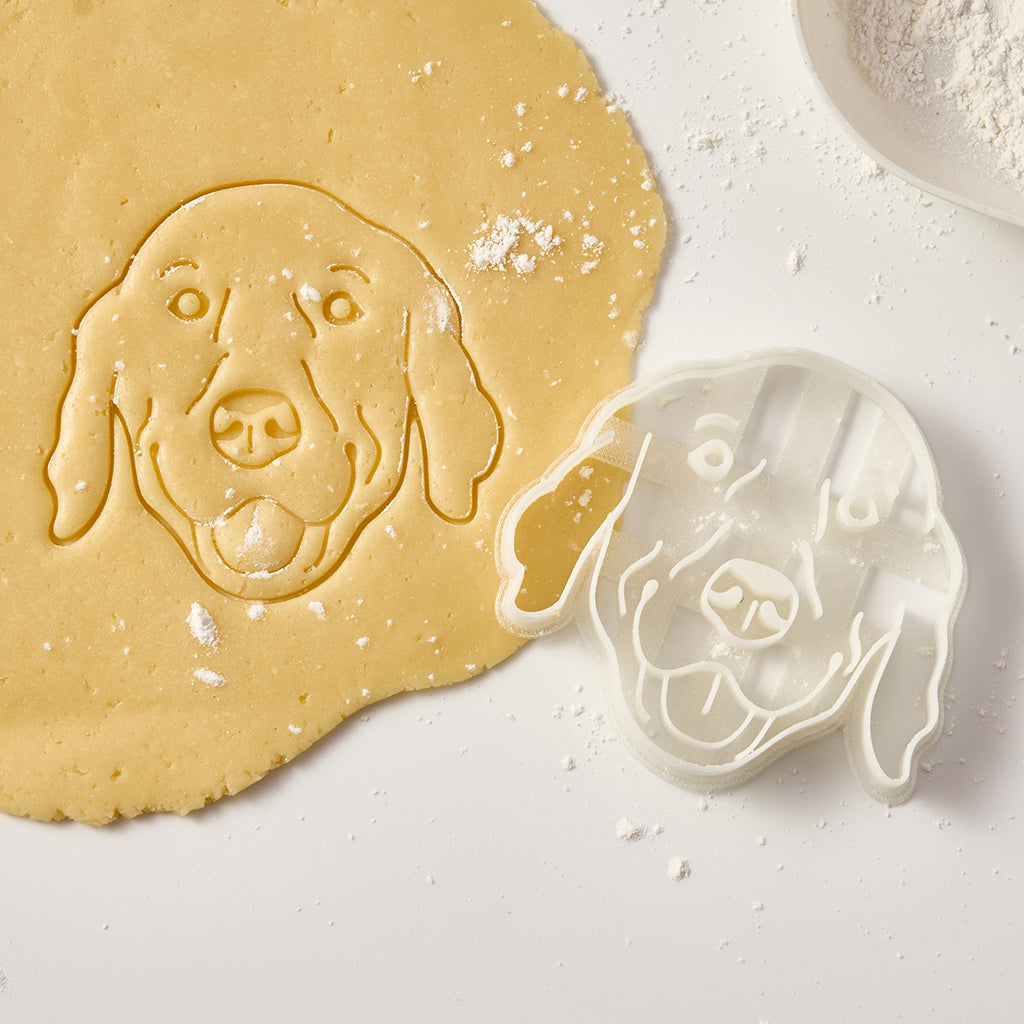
[[47, 182, 500, 601], [498, 350, 965, 804]]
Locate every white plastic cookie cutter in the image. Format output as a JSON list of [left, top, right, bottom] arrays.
[[497, 350, 965, 803]]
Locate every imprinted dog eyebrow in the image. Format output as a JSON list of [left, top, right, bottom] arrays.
[[300, 358, 340, 433], [354, 402, 382, 484], [158, 258, 200, 278], [185, 351, 230, 416], [214, 286, 232, 344], [327, 263, 371, 282], [291, 293, 317, 339]]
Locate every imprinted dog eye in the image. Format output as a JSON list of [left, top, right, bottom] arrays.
[[168, 288, 210, 322], [323, 290, 363, 326]]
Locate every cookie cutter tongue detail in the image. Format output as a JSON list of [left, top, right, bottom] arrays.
[[497, 350, 965, 803]]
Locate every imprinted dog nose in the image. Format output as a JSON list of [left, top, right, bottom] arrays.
[[210, 390, 301, 468]]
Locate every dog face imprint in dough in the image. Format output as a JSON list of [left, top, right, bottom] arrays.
[[498, 351, 965, 803], [46, 182, 501, 601]]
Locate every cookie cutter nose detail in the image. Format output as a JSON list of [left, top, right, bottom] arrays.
[[211, 390, 301, 468], [700, 558, 799, 649]]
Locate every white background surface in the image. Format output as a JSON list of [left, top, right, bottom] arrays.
[[3, 1, 1023, 1021]]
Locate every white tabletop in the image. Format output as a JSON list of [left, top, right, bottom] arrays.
[[3, 2, 1021, 1021]]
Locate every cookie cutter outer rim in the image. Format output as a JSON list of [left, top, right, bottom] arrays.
[[496, 347, 967, 804]]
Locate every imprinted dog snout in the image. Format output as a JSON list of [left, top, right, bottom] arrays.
[[211, 389, 301, 468]]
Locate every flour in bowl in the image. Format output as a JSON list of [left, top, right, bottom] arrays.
[[845, 0, 1024, 178]]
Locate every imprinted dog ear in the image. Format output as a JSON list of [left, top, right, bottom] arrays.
[[406, 283, 501, 522], [46, 293, 119, 543]]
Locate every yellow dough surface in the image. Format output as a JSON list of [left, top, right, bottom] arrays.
[[0, 0, 664, 822]]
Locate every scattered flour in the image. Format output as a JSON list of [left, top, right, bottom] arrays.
[[193, 667, 227, 687], [845, 0, 1024, 178], [186, 603, 219, 648], [691, 129, 724, 151], [468, 213, 562, 273], [615, 817, 647, 841], [409, 59, 440, 83], [580, 232, 605, 274], [667, 856, 692, 881], [243, 511, 264, 549]]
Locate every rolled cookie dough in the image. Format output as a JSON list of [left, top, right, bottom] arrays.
[[0, 0, 664, 823]]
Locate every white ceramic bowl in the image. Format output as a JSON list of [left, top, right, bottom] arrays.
[[792, 0, 1024, 227]]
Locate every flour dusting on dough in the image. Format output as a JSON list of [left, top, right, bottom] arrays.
[[193, 668, 227, 687], [468, 213, 562, 274], [423, 286, 458, 334], [186, 603, 220, 648]]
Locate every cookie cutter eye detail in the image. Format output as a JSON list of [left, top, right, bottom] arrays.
[[323, 290, 363, 326], [168, 287, 210, 322], [687, 437, 734, 482], [835, 493, 880, 533]]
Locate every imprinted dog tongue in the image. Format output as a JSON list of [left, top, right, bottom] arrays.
[[212, 498, 306, 574]]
